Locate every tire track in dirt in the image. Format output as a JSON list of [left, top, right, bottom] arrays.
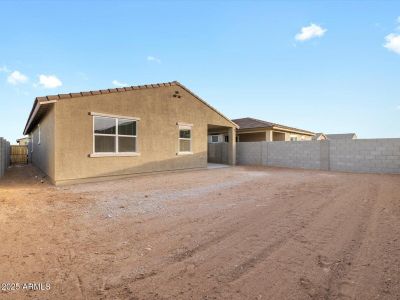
[[200, 175, 377, 299], [316, 181, 379, 299], [223, 180, 347, 284], [101, 177, 327, 297], [123, 176, 348, 299]]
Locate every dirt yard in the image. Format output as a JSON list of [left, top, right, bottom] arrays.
[[0, 165, 399, 300]]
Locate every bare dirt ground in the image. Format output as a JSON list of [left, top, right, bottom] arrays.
[[0, 165, 399, 300]]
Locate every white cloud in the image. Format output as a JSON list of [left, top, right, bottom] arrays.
[[7, 70, 28, 85], [112, 80, 127, 87], [384, 33, 400, 54], [38, 74, 62, 88], [295, 23, 327, 41], [147, 55, 161, 63]]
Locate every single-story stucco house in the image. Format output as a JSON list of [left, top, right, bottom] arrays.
[[23, 81, 237, 185], [326, 133, 357, 140], [226, 117, 315, 142]]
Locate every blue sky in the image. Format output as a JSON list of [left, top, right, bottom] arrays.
[[1, 0, 399, 142]]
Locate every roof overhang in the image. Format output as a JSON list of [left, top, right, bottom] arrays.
[[237, 126, 315, 136], [22, 81, 239, 135], [272, 126, 315, 136], [23, 99, 57, 135]]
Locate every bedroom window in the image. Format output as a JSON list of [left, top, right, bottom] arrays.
[[92, 114, 138, 156], [178, 125, 192, 154]]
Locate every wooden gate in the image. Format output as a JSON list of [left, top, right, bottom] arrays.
[[10, 145, 28, 165]]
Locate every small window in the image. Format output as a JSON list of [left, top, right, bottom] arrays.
[[93, 116, 137, 154], [290, 136, 298, 141], [179, 125, 192, 153], [224, 135, 229, 143], [211, 135, 219, 143]]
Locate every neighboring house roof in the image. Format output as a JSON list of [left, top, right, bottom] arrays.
[[232, 117, 315, 135], [326, 133, 357, 140], [23, 81, 238, 135], [312, 133, 327, 140]]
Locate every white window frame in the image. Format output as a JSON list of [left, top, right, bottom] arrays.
[[177, 123, 193, 155], [290, 135, 298, 141], [90, 112, 140, 157], [210, 135, 219, 143]]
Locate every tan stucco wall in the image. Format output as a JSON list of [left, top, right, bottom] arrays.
[[31, 106, 55, 182], [283, 132, 313, 141], [238, 132, 267, 142], [237, 128, 313, 142], [52, 85, 234, 184]]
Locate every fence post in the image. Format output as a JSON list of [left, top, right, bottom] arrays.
[[0, 137, 11, 178], [7, 141, 10, 167]]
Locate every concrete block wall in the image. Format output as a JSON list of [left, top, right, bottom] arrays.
[[0, 137, 11, 178], [330, 139, 400, 174], [237, 142, 263, 165], [237, 139, 400, 174], [267, 141, 322, 170]]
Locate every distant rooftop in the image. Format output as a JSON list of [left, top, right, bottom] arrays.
[[232, 117, 315, 135], [326, 133, 357, 140]]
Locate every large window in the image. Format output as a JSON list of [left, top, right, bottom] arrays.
[[178, 125, 192, 153], [93, 115, 137, 154]]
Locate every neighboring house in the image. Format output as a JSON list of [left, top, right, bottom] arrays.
[[326, 133, 357, 140], [232, 117, 315, 142], [23, 81, 237, 185], [16, 137, 30, 145], [312, 133, 327, 140]]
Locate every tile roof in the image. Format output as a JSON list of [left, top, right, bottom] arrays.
[[35, 81, 180, 102], [24, 81, 238, 134], [232, 117, 315, 135]]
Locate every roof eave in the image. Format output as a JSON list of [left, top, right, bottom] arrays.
[[272, 126, 315, 136], [23, 99, 57, 135]]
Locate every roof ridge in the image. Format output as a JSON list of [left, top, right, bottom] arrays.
[[24, 81, 238, 134], [35, 81, 179, 102]]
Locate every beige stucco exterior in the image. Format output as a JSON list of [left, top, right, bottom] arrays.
[[237, 128, 314, 142], [30, 105, 55, 179], [26, 83, 236, 185]]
